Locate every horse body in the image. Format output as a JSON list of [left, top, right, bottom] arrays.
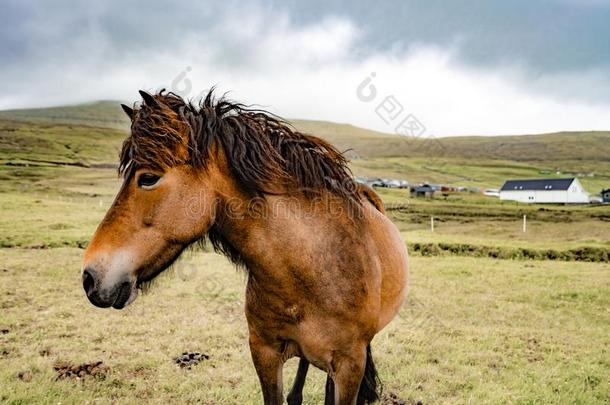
[[207, 162, 409, 403], [231, 196, 407, 403], [81, 90, 408, 404]]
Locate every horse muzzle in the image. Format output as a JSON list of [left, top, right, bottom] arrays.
[[82, 266, 137, 309]]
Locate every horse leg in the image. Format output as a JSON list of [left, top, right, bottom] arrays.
[[249, 334, 284, 405], [331, 346, 367, 405], [287, 358, 309, 405], [325, 374, 336, 405]]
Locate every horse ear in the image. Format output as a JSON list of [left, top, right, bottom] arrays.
[[139, 90, 159, 108], [120, 104, 134, 120]]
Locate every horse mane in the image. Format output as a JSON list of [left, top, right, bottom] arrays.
[[119, 89, 362, 268], [119, 89, 360, 204]]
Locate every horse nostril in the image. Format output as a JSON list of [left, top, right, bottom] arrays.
[[82, 268, 96, 295]]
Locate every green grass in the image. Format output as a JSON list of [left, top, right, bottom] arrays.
[[1, 249, 608, 404], [404, 219, 610, 251], [0, 166, 120, 248], [0, 120, 125, 166]]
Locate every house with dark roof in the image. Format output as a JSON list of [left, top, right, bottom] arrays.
[[410, 184, 435, 198], [499, 178, 589, 204], [602, 188, 610, 203]]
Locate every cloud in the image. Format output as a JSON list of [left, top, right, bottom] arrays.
[[0, 0, 608, 136]]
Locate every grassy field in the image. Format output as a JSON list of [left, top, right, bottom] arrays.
[[1, 250, 609, 404], [351, 158, 610, 193], [0, 103, 609, 403]]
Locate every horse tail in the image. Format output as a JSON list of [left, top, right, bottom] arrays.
[[356, 183, 385, 214], [357, 344, 382, 404]]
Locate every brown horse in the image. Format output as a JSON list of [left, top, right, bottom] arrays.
[[81, 90, 409, 404]]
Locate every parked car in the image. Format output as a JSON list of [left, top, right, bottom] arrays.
[[368, 178, 386, 188], [384, 179, 402, 188]]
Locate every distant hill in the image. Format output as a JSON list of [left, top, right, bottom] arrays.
[[0, 120, 125, 166], [0, 101, 130, 130], [291, 120, 610, 162], [428, 131, 610, 163], [1, 101, 609, 163]]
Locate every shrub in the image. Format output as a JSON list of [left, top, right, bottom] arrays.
[[407, 242, 610, 263]]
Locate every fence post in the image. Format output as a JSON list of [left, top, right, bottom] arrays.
[[523, 214, 527, 233], [431, 216, 435, 232]]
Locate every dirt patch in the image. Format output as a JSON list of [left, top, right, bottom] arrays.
[[173, 352, 210, 369], [39, 347, 52, 357], [53, 361, 108, 380], [17, 371, 33, 382]]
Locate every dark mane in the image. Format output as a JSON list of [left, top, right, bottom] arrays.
[[119, 89, 359, 204], [119, 89, 362, 268]]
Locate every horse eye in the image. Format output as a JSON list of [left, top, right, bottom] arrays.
[[137, 173, 161, 188]]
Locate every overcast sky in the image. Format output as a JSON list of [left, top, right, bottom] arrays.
[[1, 0, 609, 135]]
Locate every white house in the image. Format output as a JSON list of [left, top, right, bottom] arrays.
[[499, 178, 589, 204]]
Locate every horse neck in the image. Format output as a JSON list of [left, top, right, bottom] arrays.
[[205, 151, 360, 277], [209, 169, 304, 273], [204, 152, 271, 266]]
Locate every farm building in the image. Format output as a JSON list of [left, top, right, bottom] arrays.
[[602, 189, 610, 203], [499, 178, 589, 204], [410, 184, 435, 198]]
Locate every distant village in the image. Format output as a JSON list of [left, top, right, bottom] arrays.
[[357, 176, 610, 204]]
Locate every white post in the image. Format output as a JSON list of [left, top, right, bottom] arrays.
[[523, 214, 527, 233], [431, 216, 435, 232]]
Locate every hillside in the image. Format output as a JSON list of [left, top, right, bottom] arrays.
[[0, 101, 130, 130], [1, 101, 610, 191], [0, 120, 125, 166], [293, 120, 610, 162], [2, 101, 610, 162], [431, 131, 610, 163]]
